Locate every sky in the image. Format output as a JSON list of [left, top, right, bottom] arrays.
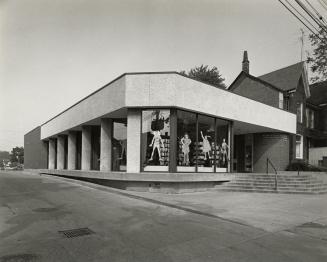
[[0, 0, 318, 151]]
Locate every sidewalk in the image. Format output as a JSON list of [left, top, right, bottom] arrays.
[[44, 173, 327, 233], [130, 190, 327, 232]]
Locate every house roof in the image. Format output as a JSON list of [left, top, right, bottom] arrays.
[[228, 71, 285, 92], [258, 62, 304, 91], [307, 80, 327, 106]]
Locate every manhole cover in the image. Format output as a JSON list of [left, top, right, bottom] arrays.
[[299, 222, 327, 229], [59, 227, 95, 238], [32, 207, 58, 213], [0, 253, 40, 262]]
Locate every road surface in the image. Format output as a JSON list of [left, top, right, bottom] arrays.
[[0, 171, 326, 261]]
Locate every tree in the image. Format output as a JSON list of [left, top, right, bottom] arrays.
[[307, 29, 327, 83], [10, 147, 24, 165], [180, 65, 226, 89]]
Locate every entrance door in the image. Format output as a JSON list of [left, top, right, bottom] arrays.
[[244, 134, 253, 172], [234, 134, 253, 172]]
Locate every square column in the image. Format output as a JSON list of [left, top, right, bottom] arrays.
[[228, 122, 234, 173], [68, 131, 77, 170], [48, 139, 56, 169], [100, 118, 113, 171], [127, 109, 141, 173], [81, 126, 92, 170], [57, 135, 65, 170]]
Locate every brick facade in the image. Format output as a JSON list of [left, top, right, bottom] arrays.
[[230, 75, 280, 108], [253, 133, 290, 172]]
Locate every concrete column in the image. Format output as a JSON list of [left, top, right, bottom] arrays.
[[100, 118, 113, 171], [57, 136, 65, 170], [127, 109, 141, 173], [228, 122, 234, 173], [48, 139, 56, 169], [169, 109, 177, 173], [81, 126, 92, 170], [68, 131, 77, 170]]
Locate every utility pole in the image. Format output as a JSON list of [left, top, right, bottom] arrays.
[[300, 28, 305, 61]]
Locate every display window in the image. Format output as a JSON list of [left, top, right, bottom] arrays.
[[141, 110, 170, 172], [215, 119, 229, 172], [112, 120, 127, 171], [177, 110, 196, 172], [197, 115, 215, 172]]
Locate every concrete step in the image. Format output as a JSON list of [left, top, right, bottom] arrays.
[[217, 173, 327, 194], [228, 180, 324, 185], [217, 188, 327, 194], [220, 184, 327, 190], [233, 176, 318, 181], [227, 182, 326, 187]]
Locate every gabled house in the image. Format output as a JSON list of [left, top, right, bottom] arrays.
[[229, 51, 311, 172]]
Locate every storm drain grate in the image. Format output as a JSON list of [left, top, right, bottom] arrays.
[[59, 227, 95, 238]]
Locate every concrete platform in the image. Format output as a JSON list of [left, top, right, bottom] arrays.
[[34, 169, 232, 193]]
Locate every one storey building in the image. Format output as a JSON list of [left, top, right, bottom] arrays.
[[24, 53, 300, 192]]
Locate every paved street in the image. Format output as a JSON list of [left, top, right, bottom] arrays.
[[1, 171, 327, 261]]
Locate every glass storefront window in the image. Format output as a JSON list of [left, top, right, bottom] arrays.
[[142, 110, 170, 172], [198, 115, 215, 172], [177, 111, 196, 172], [215, 119, 229, 172], [112, 120, 127, 171]]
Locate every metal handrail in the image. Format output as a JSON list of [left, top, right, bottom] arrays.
[[266, 158, 278, 191]]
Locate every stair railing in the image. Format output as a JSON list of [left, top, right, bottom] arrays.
[[266, 158, 278, 191]]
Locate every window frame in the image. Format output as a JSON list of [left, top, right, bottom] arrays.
[[295, 134, 303, 159], [297, 102, 303, 123]]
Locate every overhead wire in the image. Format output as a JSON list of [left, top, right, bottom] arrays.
[[285, 0, 320, 32], [278, 0, 323, 41], [294, 0, 327, 33], [317, 0, 327, 11], [304, 0, 327, 24]]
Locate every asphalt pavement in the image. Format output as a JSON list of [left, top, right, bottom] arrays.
[[0, 171, 326, 262]]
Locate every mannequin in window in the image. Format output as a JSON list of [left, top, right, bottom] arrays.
[[118, 139, 127, 160], [221, 138, 229, 165], [181, 133, 192, 165], [200, 131, 211, 160], [149, 131, 164, 161]]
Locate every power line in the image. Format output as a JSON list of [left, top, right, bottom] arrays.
[[317, 0, 327, 12], [285, 0, 320, 32], [278, 0, 323, 40], [294, 0, 327, 33], [304, 0, 327, 24]]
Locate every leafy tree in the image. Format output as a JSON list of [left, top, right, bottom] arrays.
[[180, 65, 226, 89], [10, 147, 24, 165], [307, 29, 327, 83], [0, 151, 10, 168]]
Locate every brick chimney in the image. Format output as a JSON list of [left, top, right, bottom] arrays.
[[242, 51, 249, 74]]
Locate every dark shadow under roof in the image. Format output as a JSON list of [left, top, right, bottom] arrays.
[[308, 80, 327, 106]]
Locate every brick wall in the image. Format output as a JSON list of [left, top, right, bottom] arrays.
[[253, 133, 290, 172], [231, 77, 280, 108], [24, 126, 48, 169]]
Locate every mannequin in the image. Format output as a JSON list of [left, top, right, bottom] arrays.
[[149, 131, 164, 161], [221, 138, 229, 164], [200, 131, 211, 160], [181, 133, 192, 165], [119, 139, 127, 160]]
